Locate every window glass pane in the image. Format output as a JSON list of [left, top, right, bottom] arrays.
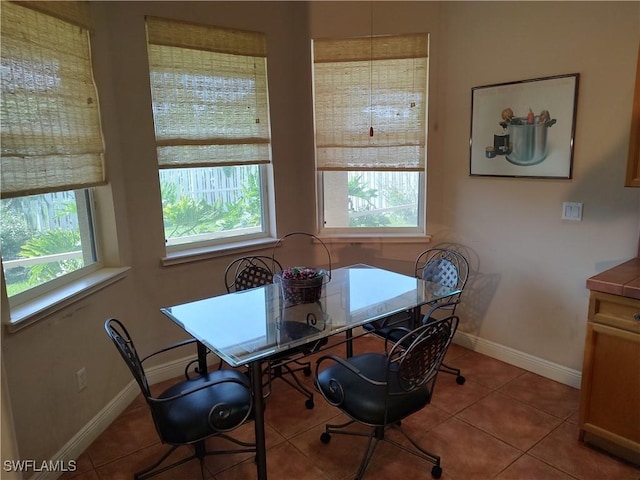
[[322, 171, 420, 228], [1, 190, 97, 297], [160, 165, 265, 246]]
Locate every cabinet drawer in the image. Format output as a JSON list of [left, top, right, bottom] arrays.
[[589, 292, 640, 333]]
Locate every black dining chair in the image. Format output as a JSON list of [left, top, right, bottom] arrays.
[[365, 247, 469, 384], [224, 255, 281, 293], [224, 255, 318, 409], [315, 315, 459, 479], [104, 318, 255, 480]]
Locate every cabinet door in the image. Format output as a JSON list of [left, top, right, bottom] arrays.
[[580, 321, 640, 454]]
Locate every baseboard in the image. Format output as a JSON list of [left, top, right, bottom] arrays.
[[30, 354, 197, 480], [453, 330, 582, 389]]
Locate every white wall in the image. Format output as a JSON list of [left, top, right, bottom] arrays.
[[306, 1, 639, 371], [1, 0, 638, 469], [435, 1, 639, 370]]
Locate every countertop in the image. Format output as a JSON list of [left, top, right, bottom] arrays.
[[586, 257, 640, 300]]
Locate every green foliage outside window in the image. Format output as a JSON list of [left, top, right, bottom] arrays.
[[347, 175, 417, 228], [19, 229, 83, 283], [161, 170, 262, 241], [216, 171, 262, 231], [1, 199, 83, 296], [0, 204, 31, 261]]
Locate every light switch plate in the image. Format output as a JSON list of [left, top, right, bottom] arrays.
[[562, 202, 583, 221]]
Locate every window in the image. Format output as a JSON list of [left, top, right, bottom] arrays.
[[1, 2, 105, 302], [145, 17, 274, 252], [312, 34, 429, 235]]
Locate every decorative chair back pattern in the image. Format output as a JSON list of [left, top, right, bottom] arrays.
[[225, 256, 282, 292], [389, 316, 458, 393], [415, 248, 469, 314], [422, 257, 458, 288]]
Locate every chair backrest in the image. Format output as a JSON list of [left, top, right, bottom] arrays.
[[388, 315, 459, 393], [104, 318, 151, 399], [414, 248, 469, 313], [224, 256, 282, 292]]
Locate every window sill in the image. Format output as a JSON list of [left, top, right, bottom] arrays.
[[161, 237, 279, 267], [316, 234, 432, 245], [5, 266, 131, 333]]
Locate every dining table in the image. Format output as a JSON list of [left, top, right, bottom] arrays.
[[160, 263, 461, 480]]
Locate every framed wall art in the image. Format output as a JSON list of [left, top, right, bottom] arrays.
[[469, 73, 579, 178]]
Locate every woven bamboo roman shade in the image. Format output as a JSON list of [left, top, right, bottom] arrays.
[[0, 1, 105, 199], [146, 17, 271, 169], [313, 34, 428, 172]]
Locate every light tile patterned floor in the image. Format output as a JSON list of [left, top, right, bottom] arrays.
[[62, 334, 640, 480]]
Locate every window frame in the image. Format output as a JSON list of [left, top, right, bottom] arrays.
[[145, 17, 277, 255], [0, 2, 127, 331], [317, 170, 427, 238], [4, 189, 102, 308], [311, 34, 429, 239], [162, 164, 276, 255]]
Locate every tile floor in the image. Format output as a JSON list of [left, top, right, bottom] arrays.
[[62, 334, 640, 480]]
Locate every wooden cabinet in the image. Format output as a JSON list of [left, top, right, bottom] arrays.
[[579, 291, 640, 463]]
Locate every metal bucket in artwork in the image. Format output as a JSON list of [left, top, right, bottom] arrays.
[[506, 117, 556, 166]]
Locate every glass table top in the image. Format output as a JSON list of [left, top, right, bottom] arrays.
[[161, 264, 460, 367]]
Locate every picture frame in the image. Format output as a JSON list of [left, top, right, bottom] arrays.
[[469, 73, 579, 179]]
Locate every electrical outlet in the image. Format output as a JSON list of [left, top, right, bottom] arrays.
[[77, 367, 87, 392]]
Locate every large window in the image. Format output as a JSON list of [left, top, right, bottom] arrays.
[[312, 34, 428, 234], [1, 2, 104, 302], [146, 17, 274, 252]]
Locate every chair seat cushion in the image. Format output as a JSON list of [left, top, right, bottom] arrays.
[[279, 321, 329, 352], [268, 322, 328, 362], [152, 369, 252, 444], [376, 315, 441, 344], [316, 353, 431, 426], [363, 311, 412, 333]]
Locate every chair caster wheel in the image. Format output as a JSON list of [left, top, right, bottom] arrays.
[[303, 366, 312, 376], [320, 432, 331, 444], [456, 375, 466, 385], [431, 465, 442, 479], [305, 398, 314, 409]]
